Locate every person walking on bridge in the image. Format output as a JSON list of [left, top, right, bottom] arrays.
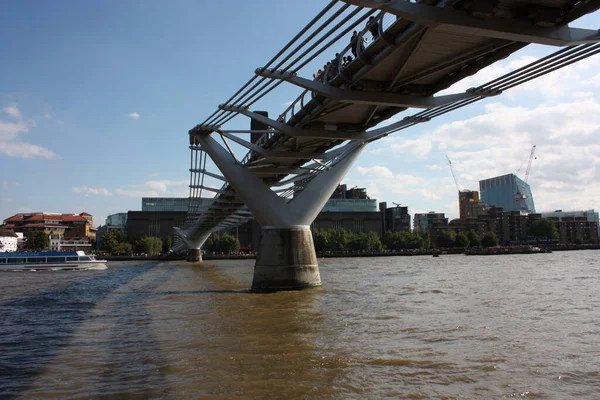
[[367, 16, 379, 40], [350, 30, 365, 57]]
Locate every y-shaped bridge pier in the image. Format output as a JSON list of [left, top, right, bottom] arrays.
[[174, 0, 600, 291]]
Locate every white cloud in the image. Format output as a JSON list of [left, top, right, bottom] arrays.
[[3, 106, 22, 119], [357, 165, 394, 179], [398, 99, 600, 214], [427, 164, 443, 170], [72, 186, 113, 196], [128, 112, 140, 120], [0, 142, 59, 159], [349, 54, 600, 219], [115, 179, 189, 198], [0, 106, 58, 159], [440, 53, 599, 100], [115, 188, 158, 198], [572, 91, 593, 99]]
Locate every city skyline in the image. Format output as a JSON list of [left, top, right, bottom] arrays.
[[1, 1, 600, 226]]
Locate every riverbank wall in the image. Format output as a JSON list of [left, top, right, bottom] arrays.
[[101, 243, 599, 262]]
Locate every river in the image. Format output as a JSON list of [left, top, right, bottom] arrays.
[[1, 251, 599, 399]]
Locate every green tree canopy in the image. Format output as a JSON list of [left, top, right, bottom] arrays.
[[312, 230, 330, 252], [203, 232, 240, 254], [436, 230, 456, 248], [481, 232, 499, 247], [382, 231, 426, 250], [101, 229, 127, 253], [418, 231, 431, 249], [114, 242, 133, 255], [467, 230, 481, 247], [26, 231, 49, 251], [348, 231, 383, 251], [328, 228, 353, 251], [219, 232, 240, 253], [204, 234, 218, 253], [162, 236, 173, 253], [455, 232, 470, 248], [365, 231, 383, 251], [139, 236, 163, 255], [529, 218, 559, 240]]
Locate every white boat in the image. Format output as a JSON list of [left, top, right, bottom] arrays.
[[0, 250, 107, 271]]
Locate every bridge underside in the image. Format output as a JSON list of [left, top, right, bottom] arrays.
[[175, 0, 600, 291]]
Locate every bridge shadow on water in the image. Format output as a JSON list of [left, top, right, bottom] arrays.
[[0, 262, 165, 399], [93, 265, 177, 398]]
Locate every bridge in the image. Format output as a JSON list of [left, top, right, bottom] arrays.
[[174, 0, 600, 291]]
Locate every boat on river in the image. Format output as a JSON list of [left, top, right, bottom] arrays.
[[0, 251, 107, 271]]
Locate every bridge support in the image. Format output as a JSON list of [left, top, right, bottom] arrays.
[[194, 132, 365, 291], [187, 248, 202, 262], [175, 228, 211, 263], [253, 226, 319, 291]]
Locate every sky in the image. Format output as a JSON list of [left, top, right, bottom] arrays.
[[1, 1, 600, 227]]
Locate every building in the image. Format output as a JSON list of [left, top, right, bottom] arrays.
[[541, 209, 600, 236], [458, 190, 489, 220], [414, 212, 448, 232], [380, 202, 411, 232], [0, 229, 18, 252], [2, 212, 97, 240], [329, 184, 369, 200], [142, 197, 189, 212], [546, 216, 598, 244], [311, 184, 383, 235], [126, 211, 187, 242], [141, 197, 216, 213], [50, 234, 93, 251], [431, 206, 545, 245], [496, 210, 541, 243], [322, 198, 378, 212], [106, 213, 128, 227], [479, 173, 535, 213], [312, 211, 383, 235]]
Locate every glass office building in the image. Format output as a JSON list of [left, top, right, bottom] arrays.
[[106, 213, 128, 227], [142, 197, 216, 212], [142, 198, 189, 212], [414, 212, 448, 231], [320, 199, 378, 212], [479, 174, 535, 213], [541, 209, 600, 236]]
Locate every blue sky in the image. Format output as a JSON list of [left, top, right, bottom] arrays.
[[1, 1, 600, 227]]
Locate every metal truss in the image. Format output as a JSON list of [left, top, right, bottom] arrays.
[[342, 0, 600, 46], [175, 0, 600, 252]]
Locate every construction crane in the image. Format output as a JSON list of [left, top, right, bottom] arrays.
[[446, 155, 461, 192], [516, 145, 536, 212]]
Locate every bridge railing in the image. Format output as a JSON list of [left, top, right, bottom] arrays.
[[276, 10, 398, 126]]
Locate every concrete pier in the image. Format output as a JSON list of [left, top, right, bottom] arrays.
[[251, 227, 321, 292], [187, 248, 202, 262]]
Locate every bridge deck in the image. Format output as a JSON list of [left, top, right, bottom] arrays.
[[176, 0, 600, 249]]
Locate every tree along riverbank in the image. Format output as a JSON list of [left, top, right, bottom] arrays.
[[101, 243, 599, 262]]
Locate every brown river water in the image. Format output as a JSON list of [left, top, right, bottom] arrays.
[[1, 252, 599, 399]]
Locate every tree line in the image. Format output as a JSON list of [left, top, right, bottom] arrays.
[[313, 228, 499, 252], [100, 230, 241, 255], [311, 218, 568, 252], [100, 230, 172, 255], [204, 232, 241, 254]]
